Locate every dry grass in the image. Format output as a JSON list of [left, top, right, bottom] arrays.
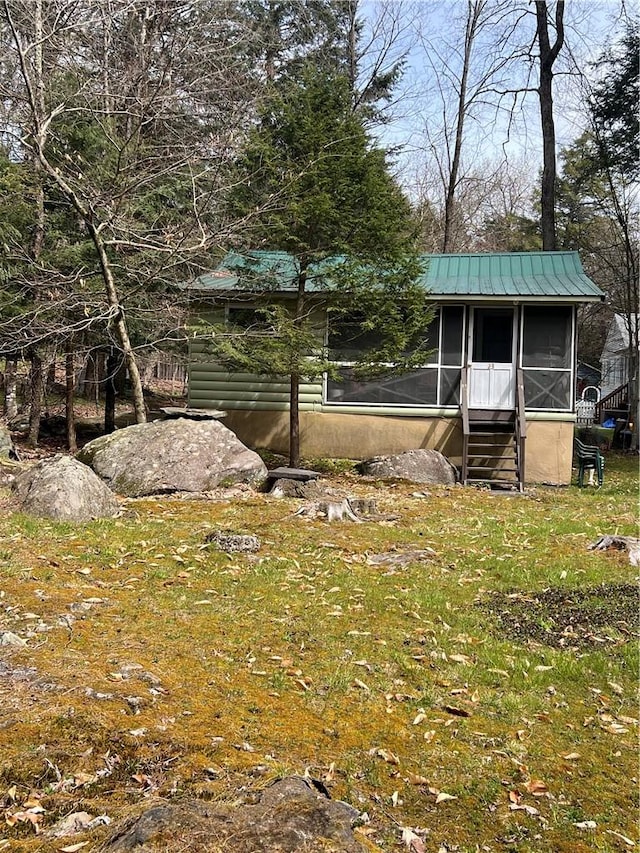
[[0, 455, 638, 852]]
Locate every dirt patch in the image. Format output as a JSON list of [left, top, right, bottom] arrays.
[[477, 583, 639, 649]]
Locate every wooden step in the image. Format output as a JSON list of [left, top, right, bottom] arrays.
[[468, 465, 519, 473]]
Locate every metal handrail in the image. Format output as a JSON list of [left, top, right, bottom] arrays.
[[460, 367, 469, 485], [515, 367, 526, 491], [595, 382, 629, 424]]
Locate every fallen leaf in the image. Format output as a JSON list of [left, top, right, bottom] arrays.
[[5, 809, 44, 833], [412, 712, 427, 725], [355, 826, 377, 837], [574, 820, 597, 829], [509, 803, 540, 816], [524, 779, 548, 796], [423, 730, 436, 743], [449, 653, 472, 665], [353, 678, 370, 692], [435, 792, 457, 804], [444, 705, 470, 718], [391, 790, 400, 807], [406, 772, 430, 785], [59, 843, 90, 852], [323, 762, 336, 782], [605, 829, 636, 847], [376, 749, 400, 766], [602, 722, 629, 735], [607, 682, 623, 695], [562, 752, 580, 761], [72, 772, 97, 788], [401, 827, 426, 852]]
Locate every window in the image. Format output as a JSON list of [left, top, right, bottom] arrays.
[[325, 306, 464, 407], [226, 305, 265, 331], [521, 306, 573, 409]]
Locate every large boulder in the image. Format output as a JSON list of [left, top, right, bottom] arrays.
[[77, 418, 267, 497], [12, 455, 119, 520], [358, 448, 458, 485]]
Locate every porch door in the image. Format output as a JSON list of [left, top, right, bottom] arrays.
[[468, 307, 515, 409]]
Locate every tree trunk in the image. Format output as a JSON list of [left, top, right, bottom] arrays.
[[104, 350, 117, 434], [3, 355, 18, 419], [90, 227, 146, 422], [65, 343, 77, 452], [289, 372, 300, 467], [288, 261, 309, 468], [28, 350, 43, 447], [46, 357, 57, 391], [443, 0, 482, 253], [535, 1, 564, 251]]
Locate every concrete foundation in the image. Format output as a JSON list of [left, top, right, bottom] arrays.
[[221, 410, 574, 485]]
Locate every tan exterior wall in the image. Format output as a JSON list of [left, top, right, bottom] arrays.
[[523, 419, 574, 485], [221, 410, 575, 485], [221, 410, 462, 460]]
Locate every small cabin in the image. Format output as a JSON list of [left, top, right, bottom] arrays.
[[186, 251, 603, 487]]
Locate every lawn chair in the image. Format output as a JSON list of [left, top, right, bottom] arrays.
[[574, 438, 605, 487]]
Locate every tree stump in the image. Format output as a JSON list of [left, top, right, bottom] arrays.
[[588, 535, 640, 566]]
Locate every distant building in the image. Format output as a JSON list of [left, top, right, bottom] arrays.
[[601, 313, 638, 398]]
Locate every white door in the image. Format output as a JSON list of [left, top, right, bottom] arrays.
[[468, 308, 515, 410]]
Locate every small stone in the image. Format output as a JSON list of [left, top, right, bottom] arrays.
[[0, 631, 27, 647], [206, 531, 260, 553], [47, 811, 95, 837]]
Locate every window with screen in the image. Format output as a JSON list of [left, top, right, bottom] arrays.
[[325, 306, 465, 407], [521, 306, 573, 409]]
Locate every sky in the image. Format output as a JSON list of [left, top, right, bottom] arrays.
[[358, 0, 631, 208]]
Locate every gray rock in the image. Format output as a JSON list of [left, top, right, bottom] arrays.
[[206, 530, 261, 553], [47, 811, 110, 838], [12, 455, 119, 520], [0, 459, 22, 486], [0, 631, 27, 647], [77, 419, 267, 497], [358, 449, 457, 485], [269, 478, 325, 499], [102, 776, 368, 852], [0, 423, 14, 458]]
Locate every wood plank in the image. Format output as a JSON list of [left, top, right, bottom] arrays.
[[267, 467, 321, 482]]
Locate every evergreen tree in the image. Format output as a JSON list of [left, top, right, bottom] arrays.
[[590, 23, 639, 180], [208, 65, 432, 466]]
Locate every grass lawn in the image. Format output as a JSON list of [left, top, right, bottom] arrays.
[[0, 454, 638, 852]]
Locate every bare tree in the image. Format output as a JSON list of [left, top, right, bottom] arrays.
[[534, 0, 564, 250], [413, 0, 527, 252], [0, 0, 258, 424]]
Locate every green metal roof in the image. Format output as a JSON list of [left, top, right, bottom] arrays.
[[423, 252, 603, 300], [187, 250, 603, 302]]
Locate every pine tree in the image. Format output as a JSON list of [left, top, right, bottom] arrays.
[[208, 65, 432, 466]]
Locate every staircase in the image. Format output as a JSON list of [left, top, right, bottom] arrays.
[[461, 369, 526, 491]]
